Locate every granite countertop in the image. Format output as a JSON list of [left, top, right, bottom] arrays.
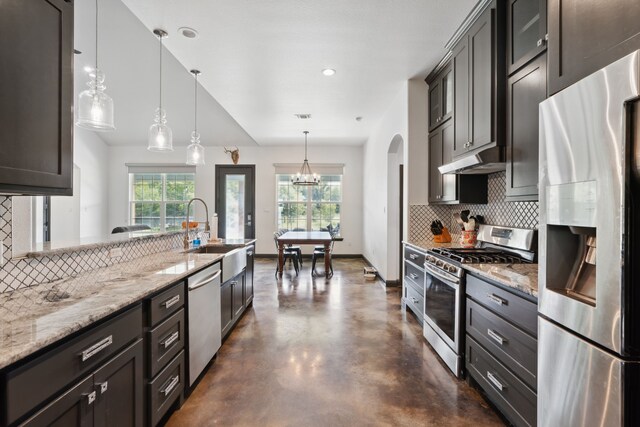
[[404, 240, 538, 299], [464, 263, 538, 299], [0, 251, 223, 370]]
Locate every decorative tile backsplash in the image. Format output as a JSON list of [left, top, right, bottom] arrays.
[[409, 172, 539, 242], [0, 196, 183, 294]]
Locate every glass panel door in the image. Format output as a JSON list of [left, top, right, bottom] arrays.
[[215, 165, 255, 239], [225, 174, 246, 239]]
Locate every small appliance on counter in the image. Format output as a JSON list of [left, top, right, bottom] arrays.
[[422, 224, 536, 377]]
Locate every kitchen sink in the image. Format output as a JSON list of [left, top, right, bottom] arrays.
[[188, 244, 247, 282]]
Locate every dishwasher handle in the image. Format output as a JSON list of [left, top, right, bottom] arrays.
[[188, 270, 221, 291]]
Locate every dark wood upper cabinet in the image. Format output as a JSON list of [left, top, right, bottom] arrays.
[[428, 121, 488, 205], [507, 0, 547, 75], [427, 63, 453, 132], [452, 1, 506, 158], [0, 0, 74, 196], [506, 53, 547, 201], [548, 0, 640, 95]]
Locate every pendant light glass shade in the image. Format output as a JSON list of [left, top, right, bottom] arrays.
[[186, 69, 205, 165], [292, 131, 320, 186], [76, 0, 115, 131], [148, 108, 173, 151], [148, 29, 173, 152], [77, 69, 115, 131]]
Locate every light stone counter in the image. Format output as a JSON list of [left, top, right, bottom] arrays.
[[0, 251, 223, 370], [464, 263, 538, 299]]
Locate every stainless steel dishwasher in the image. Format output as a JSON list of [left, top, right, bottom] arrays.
[[187, 263, 221, 386]]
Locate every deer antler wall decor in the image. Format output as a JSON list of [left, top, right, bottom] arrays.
[[224, 146, 240, 164]]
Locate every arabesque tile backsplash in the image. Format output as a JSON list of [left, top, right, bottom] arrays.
[[0, 196, 183, 293], [409, 172, 539, 243]]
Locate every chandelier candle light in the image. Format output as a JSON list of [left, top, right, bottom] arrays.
[[186, 69, 205, 165], [148, 29, 173, 152], [292, 131, 319, 186], [76, 0, 115, 131]]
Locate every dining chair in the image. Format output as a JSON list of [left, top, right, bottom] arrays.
[[274, 232, 300, 276], [311, 238, 335, 277], [279, 229, 303, 266]]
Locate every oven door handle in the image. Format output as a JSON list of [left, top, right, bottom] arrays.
[[424, 263, 460, 286]]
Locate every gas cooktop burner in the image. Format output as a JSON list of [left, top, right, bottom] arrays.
[[429, 247, 531, 264]]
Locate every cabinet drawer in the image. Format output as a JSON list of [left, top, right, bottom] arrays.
[[148, 309, 185, 378], [404, 284, 424, 321], [467, 299, 537, 389], [467, 336, 536, 427], [404, 246, 426, 267], [148, 282, 185, 327], [148, 351, 185, 427], [6, 305, 142, 426], [466, 274, 537, 336], [404, 261, 424, 295]]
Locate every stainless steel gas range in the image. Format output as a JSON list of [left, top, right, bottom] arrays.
[[422, 225, 536, 377]]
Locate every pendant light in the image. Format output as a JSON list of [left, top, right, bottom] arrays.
[[148, 29, 173, 152], [76, 0, 115, 131], [292, 131, 319, 186], [186, 70, 205, 165]]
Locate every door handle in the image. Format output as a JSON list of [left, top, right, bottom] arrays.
[[97, 381, 108, 395], [86, 391, 97, 405], [188, 270, 221, 291], [247, 213, 252, 227]]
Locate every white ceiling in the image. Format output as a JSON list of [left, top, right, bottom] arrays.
[[117, 0, 476, 146], [74, 0, 257, 147]]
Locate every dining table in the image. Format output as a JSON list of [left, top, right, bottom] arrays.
[[276, 231, 334, 278]]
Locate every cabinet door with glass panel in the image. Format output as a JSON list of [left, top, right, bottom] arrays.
[[427, 62, 454, 132], [507, 0, 547, 75], [276, 174, 342, 232]]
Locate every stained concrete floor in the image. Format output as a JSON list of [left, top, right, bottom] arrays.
[[167, 257, 504, 427]]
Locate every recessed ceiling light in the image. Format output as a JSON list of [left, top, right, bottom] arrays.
[[179, 27, 199, 39], [322, 68, 336, 76], [295, 114, 312, 119], [355, 116, 363, 122]]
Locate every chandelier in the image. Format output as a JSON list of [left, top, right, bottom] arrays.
[[292, 131, 319, 186]]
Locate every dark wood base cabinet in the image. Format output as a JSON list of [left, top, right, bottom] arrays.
[[465, 274, 538, 427], [3, 306, 145, 427], [222, 270, 249, 339]]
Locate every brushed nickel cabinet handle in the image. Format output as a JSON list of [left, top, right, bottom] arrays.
[[487, 372, 505, 391], [161, 375, 180, 397], [81, 335, 113, 362], [86, 391, 97, 405], [162, 331, 180, 349], [163, 295, 180, 309], [409, 273, 419, 280], [486, 293, 508, 306], [487, 329, 506, 345], [97, 381, 108, 395]]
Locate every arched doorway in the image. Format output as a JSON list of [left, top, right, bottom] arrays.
[[387, 134, 404, 283]]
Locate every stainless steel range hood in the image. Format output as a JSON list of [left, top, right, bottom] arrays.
[[438, 145, 505, 174]]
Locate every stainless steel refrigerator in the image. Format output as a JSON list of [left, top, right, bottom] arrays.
[[539, 51, 640, 426]]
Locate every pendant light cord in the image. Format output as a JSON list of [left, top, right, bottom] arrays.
[[159, 34, 163, 111], [194, 73, 198, 133], [304, 131, 309, 161], [95, 0, 99, 70]]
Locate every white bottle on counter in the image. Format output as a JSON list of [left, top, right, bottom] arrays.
[[211, 213, 219, 241]]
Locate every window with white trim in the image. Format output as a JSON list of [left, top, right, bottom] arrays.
[[276, 174, 342, 232], [128, 167, 196, 232]]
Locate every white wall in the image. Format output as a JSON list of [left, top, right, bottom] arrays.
[[74, 128, 111, 238], [362, 81, 409, 281], [107, 144, 364, 255], [10, 129, 110, 255]]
